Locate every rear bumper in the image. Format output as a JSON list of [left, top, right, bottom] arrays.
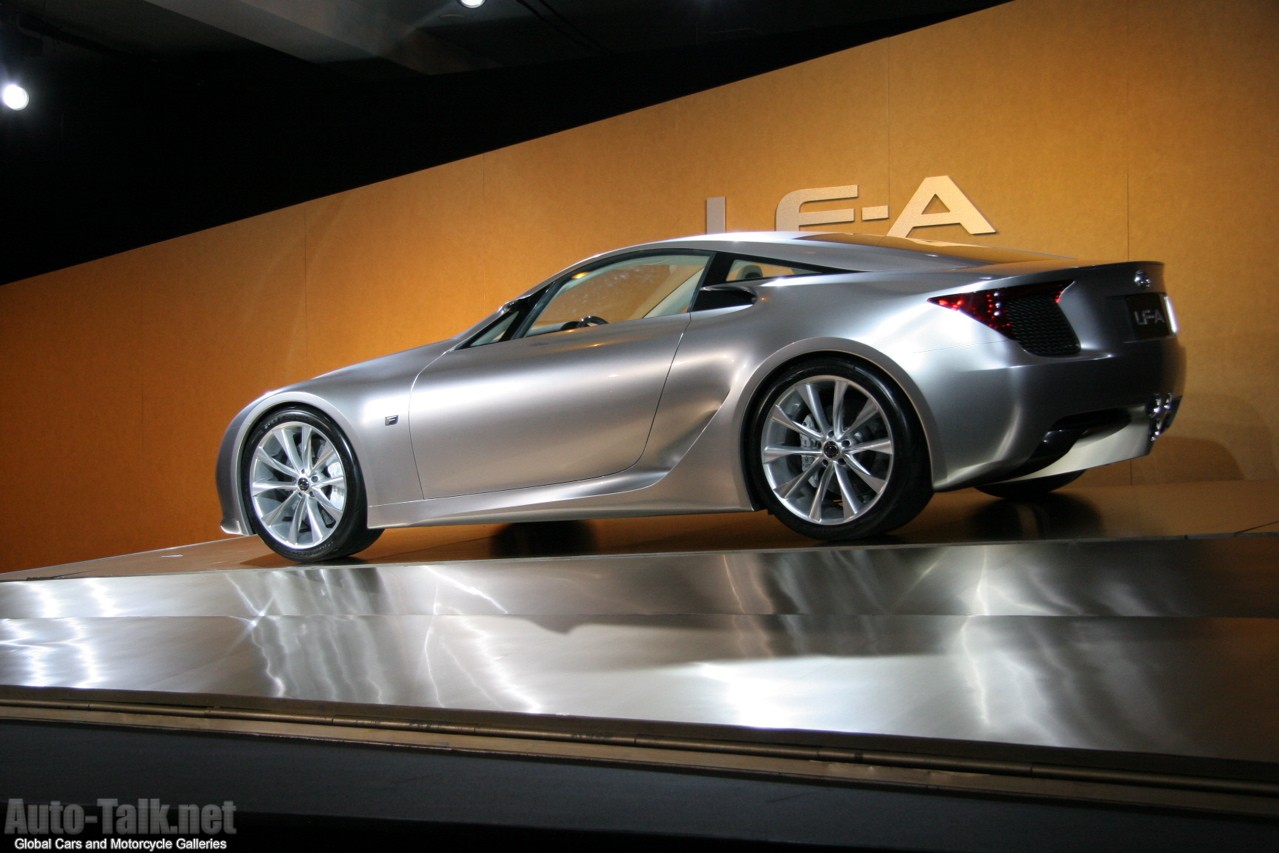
[[924, 334, 1186, 490], [989, 394, 1181, 484]]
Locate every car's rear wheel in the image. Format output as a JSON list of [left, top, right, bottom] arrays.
[[242, 408, 382, 562], [976, 471, 1082, 500], [749, 359, 932, 540]]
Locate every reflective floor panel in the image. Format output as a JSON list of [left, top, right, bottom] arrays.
[[2, 535, 1277, 766]]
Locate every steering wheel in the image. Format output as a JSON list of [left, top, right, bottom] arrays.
[[559, 315, 609, 330]]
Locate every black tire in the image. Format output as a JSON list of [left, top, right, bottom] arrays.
[[748, 359, 932, 540], [241, 408, 382, 562], [976, 471, 1082, 500]]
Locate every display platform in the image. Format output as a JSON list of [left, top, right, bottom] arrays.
[[1, 481, 1277, 848]]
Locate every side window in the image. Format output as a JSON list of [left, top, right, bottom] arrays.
[[691, 255, 835, 312], [526, 253, 711, 336], [725, 258, 824, 282]]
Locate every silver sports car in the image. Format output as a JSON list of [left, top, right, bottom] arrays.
[[217, 232, 1184, 562]]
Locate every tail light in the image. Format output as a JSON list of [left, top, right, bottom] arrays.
[[930, 282, 1080, 357]]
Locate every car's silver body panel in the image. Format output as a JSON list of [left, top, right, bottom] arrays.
[[217, 233, 1185, 536]]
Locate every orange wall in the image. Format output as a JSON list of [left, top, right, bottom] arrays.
[[2, 0, 1276, 571]]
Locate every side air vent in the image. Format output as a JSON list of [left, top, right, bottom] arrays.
[[930, 282, 1081, 357]]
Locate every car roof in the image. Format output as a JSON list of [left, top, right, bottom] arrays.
[[609, 231, 1059, 273]]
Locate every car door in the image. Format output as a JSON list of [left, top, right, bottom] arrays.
[[409, 252, 710, 498]]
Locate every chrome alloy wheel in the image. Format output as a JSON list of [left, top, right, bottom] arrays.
[[759, 374, 895, 525], [248, 420, 349, 550]]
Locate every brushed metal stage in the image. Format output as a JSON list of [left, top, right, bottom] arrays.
[[2, 538, 1278, 760], [1, 482, 1277, 836]]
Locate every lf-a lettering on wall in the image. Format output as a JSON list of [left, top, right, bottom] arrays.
[[705, 176, 995, 237]]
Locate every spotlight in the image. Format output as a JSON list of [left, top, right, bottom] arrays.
[[459, 0, 485, 8], [2, 81, 28, 110]]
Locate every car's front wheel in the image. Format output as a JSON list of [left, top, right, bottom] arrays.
[[749, 359, 932, 540], [241, 408, 382, 562]]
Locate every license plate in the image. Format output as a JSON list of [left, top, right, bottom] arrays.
[[1126, 293, 1171, 339]]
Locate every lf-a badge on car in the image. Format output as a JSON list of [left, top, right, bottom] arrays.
[[1127, 293, 1171, 339]]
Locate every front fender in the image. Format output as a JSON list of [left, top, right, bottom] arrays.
[[215, 391, 370, 536]]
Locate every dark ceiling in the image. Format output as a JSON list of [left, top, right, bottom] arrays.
[[0, 0, 1003, 284]]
